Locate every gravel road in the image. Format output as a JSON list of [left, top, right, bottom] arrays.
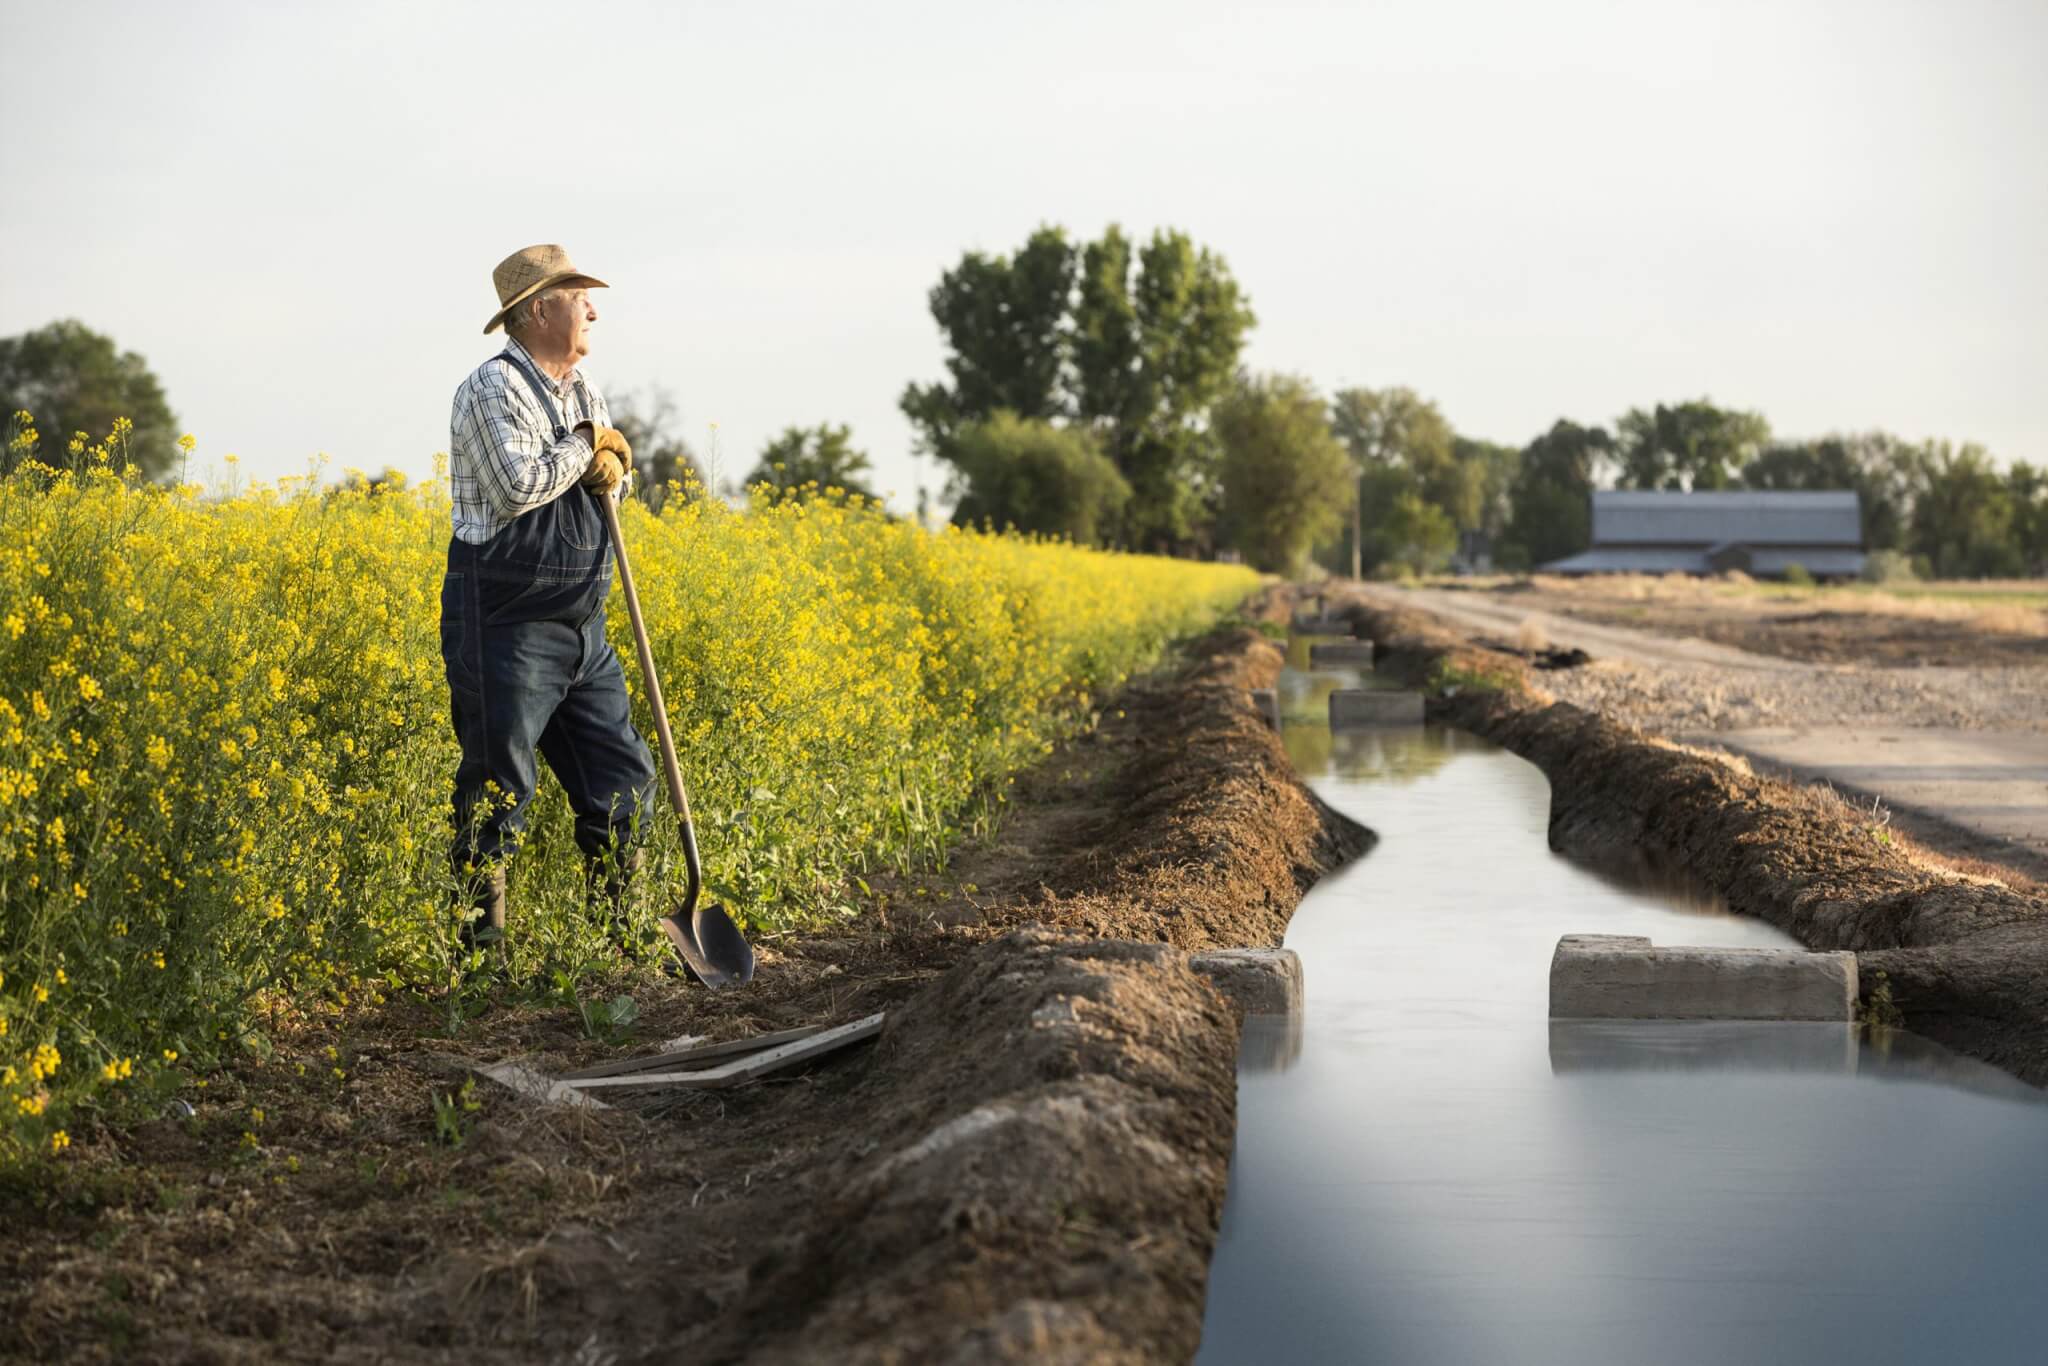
[[1371, 585, 2048, 735]]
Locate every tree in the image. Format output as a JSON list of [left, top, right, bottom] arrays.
[[1329, 386, 1458, 577], [607, 386, 706, 512], [1616, 399, 1770, 491], [1907, 442, 2022, 578], [899, 225, 1076, 467], [0, 319, 179, 479], [1498, 420, 1614, 569], [902, 223, 1253, 552], [1453, 436, 1521, 540], [1374, 490, 1458, 576], [745, 423, 875, 501], [1742, 432, 1919, 552], [2008, 462, 2048, 575], [1071, 227, 1255, 550], [949, 411, 1130, 545], [1214, 374, 1352, 576]]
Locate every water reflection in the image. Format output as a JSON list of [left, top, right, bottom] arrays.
[[1198, 678, 2048, 1366], [1238, 1013, 1303, 1073], [1548, 1020, 2048, 1102]]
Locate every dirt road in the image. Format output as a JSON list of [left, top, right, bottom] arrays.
[[1356, 583, 2048, 885]]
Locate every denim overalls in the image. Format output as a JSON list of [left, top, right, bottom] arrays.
[[441, 351, 657, 879]]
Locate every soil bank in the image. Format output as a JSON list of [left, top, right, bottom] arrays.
[[0, 597, 1368, 1364], [1338, 588, 2048, 1088]]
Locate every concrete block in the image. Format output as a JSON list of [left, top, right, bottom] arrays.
[[1309, 641, 1375, 668], [1548, 933, 1858, 1022], [1291, 615, 1356, 636], [1329, 689, 1424, 728], [1191, 948, 1304, 1020], [1248, 688, 1281, 731]]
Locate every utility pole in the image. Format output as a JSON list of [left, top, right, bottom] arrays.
[[1350, 463, 1363, 581]]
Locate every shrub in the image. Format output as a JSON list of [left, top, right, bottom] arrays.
[[1859, 549, 1918, 585]]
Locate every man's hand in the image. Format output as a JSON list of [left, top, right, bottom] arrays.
[[577, 423, 633, 494], [581, 446, 628, 495], [588, 424, 633, 463]]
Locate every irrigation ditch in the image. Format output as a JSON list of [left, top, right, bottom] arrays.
[[1336, 587, 2048, 1087]]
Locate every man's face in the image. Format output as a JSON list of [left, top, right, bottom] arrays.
[[536, 287, 599, 359]]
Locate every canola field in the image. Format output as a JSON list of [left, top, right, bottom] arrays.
[[0, 423, 1256, 1156]]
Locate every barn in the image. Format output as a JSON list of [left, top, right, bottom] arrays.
[[1540, 490, 1866, 579]]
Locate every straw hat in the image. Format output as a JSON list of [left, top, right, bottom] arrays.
[[483, 244, 608, 334]]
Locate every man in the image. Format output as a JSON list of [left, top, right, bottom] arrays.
[[442, 244, 658, 964]]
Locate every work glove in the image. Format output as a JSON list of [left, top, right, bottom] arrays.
[[578, 424, 632, 494], [581, 446, 627, 495], [589, 424, 633, 463]]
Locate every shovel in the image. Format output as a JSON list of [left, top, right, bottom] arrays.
[[599, 494, 756, 989]]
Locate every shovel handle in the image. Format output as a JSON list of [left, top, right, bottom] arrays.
[[599, 493, 702, 916]]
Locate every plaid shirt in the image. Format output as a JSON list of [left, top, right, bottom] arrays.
[[448, 337, 615, 544]]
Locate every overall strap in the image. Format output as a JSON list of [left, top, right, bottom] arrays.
[[497, 349, 569, 440]]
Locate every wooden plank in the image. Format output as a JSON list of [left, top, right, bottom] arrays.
[[559, 1023, 831, 1081], [565, 1013, 884, 1093], [476, 1060, 611, 1110]]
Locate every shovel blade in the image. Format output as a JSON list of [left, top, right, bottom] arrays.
[[659, 903, 755, 989]]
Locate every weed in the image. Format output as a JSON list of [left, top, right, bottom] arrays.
[[1859, 970, 1905, 1028], [1424, 657, 1520, 697], [575, 993, 640, 1046], [431, 1076, 482, 1148]]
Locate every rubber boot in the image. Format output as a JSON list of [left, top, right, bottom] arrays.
[[456, 865, 508, 978], [585, 847, 645, 957]]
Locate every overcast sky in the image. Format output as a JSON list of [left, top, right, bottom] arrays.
[[3, 0, 2042, 506]]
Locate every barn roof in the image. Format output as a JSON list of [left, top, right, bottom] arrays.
[[1592, 490, 1862, 547]]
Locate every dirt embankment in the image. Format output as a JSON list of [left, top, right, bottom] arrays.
[[3, 601, 1368, 1365], [1344, 592, 2048, 1088]]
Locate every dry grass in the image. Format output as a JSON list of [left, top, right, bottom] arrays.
[[1450, 572, 2048, 636]]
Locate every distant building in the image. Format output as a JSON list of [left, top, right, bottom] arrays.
[[1540, 490, 1866, 579]]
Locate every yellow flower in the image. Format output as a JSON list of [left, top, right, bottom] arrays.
[[163, 1049, 179, 1062], [50, 1130, 70, 1152], [178, 433, 197, 453]]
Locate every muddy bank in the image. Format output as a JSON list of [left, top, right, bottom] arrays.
[[1, 607, 1368, 1364], [1340, 591, 2048, 1087]]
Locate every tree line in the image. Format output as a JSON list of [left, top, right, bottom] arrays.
[[6, 241, 2043, 579], [895, 228, 2044, 580], [1319, 395, 2047, 581]]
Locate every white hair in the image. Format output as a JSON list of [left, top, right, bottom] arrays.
[[505, 285, 573, 339]]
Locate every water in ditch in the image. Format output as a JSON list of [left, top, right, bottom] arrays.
[[1197, 653, 2048, 1366]]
